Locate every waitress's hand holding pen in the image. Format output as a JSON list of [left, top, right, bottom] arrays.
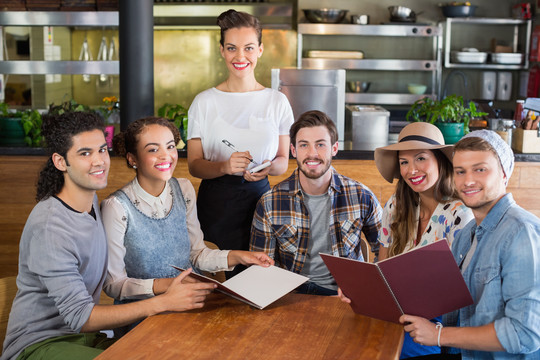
[[221, 139, 255, 175]]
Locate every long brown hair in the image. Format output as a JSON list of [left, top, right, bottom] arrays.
[[388, 149, 457, 257]]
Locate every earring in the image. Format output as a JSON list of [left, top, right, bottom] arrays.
[[132, 164, 137, 169]]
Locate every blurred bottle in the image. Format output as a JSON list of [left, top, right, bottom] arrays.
[[514, 99, 525, 127]]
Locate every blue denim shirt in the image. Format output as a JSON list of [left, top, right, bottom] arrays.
[[444, 194, 540, 359]]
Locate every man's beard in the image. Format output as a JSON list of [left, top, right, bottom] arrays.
[[297, 157, 332, 180]]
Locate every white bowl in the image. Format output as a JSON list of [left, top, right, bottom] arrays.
[[490, 53, 523, 65], [451, 51, 488, 64], [408, 83, 427, 95]]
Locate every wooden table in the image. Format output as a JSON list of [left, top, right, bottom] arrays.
[[96, 293, 404, 360]]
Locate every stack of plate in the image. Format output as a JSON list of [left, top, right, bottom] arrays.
[[451, 51, 488, 64]]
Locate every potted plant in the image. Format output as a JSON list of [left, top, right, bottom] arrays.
[[406, 94, 487, 144], [96, 96, 120, 149], [0, 103, 43, 147], [47, 99, 90, 115], [21, 108, 43, 147], [96, 96, 120, 124], [157, 103, 188, 149], [48, 99, 117, 149]]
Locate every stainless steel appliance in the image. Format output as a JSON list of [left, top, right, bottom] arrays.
[[271, 68, 346, 148], [346, 105, 390, 150]]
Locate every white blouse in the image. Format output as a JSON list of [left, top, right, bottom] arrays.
[[187, 87, 294, 173], [100, 177, 232, 300], [379, 194, 474, 253]]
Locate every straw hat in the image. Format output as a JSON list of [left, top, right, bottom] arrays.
[[374, 122, 454, 183]]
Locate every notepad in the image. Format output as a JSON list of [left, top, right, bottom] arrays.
[[321, 240, 473, 323], [171, 265, 309, 310]]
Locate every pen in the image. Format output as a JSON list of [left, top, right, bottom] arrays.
[[222, 139, 256, 164]]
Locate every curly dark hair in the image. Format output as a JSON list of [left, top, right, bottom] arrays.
[[113, 116, 180, 169], [36, 111, 105, 202], [217, 9, 262, 47]]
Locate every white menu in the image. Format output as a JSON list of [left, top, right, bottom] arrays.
[[172, 265, 309, 309]]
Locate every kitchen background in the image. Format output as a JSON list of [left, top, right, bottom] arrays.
[[0, 0, 536, 122]]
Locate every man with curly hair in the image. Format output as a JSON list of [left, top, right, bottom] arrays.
[[2, 112, 215, 360]]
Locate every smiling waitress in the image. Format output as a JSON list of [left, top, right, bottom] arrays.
[[187, 10, 293, 278]]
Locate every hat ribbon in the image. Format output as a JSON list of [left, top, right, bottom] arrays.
[[399, 135, 441, 146]]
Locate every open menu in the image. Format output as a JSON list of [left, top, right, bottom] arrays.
[[320, 240, 473, 323], [171, 265, 308, 310]]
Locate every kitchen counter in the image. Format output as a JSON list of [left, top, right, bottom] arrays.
[[2, 146, 539, 162]]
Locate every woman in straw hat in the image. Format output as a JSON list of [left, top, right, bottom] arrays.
[[377, 122, 473, 359], [374, 122, 473, 261], [340, 122, 473, 359]]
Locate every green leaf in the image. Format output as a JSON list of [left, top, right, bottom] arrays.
[[22, 121, 33, 135], [0, 103, 9, 116], [157, 103, 189, 138]]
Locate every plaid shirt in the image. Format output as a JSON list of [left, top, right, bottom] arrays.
[[250, 167, 382, 274]]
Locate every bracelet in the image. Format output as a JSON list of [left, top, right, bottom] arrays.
[[436, 322, 443, 347]]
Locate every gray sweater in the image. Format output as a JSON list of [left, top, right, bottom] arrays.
[[1, 195, 108, 360]]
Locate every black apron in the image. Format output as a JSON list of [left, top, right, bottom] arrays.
[[196, 175, 270, 278]]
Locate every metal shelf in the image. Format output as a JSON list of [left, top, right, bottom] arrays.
[[345, 93, 435, 105], [298, 23, 441, 37], [0, 61, 119, 75], [0, 4, 293, 28], [154, 3, 294, 29], [444, 63, 526, 70], [443, 18, 532, 70], [444, 17, 530, 25], [297, 22, 443, 105], [0, 11, 119, 75], [302, 59, 438, 71], [0, 11, 118, 26]]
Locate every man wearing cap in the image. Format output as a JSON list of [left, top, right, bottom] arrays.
[[250, 110, 382, 296], [402, 130, 540, 359]]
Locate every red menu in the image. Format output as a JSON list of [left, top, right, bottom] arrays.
[[321, 240, 473, 323]]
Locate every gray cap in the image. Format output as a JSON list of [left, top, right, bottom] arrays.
[[461, 129, 514, 179]]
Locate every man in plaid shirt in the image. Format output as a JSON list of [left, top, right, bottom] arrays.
[[250, 110, 382, 295]]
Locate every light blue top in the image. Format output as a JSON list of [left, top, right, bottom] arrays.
[[444, 193, 540, 359], [113, 178, 191, 280]]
